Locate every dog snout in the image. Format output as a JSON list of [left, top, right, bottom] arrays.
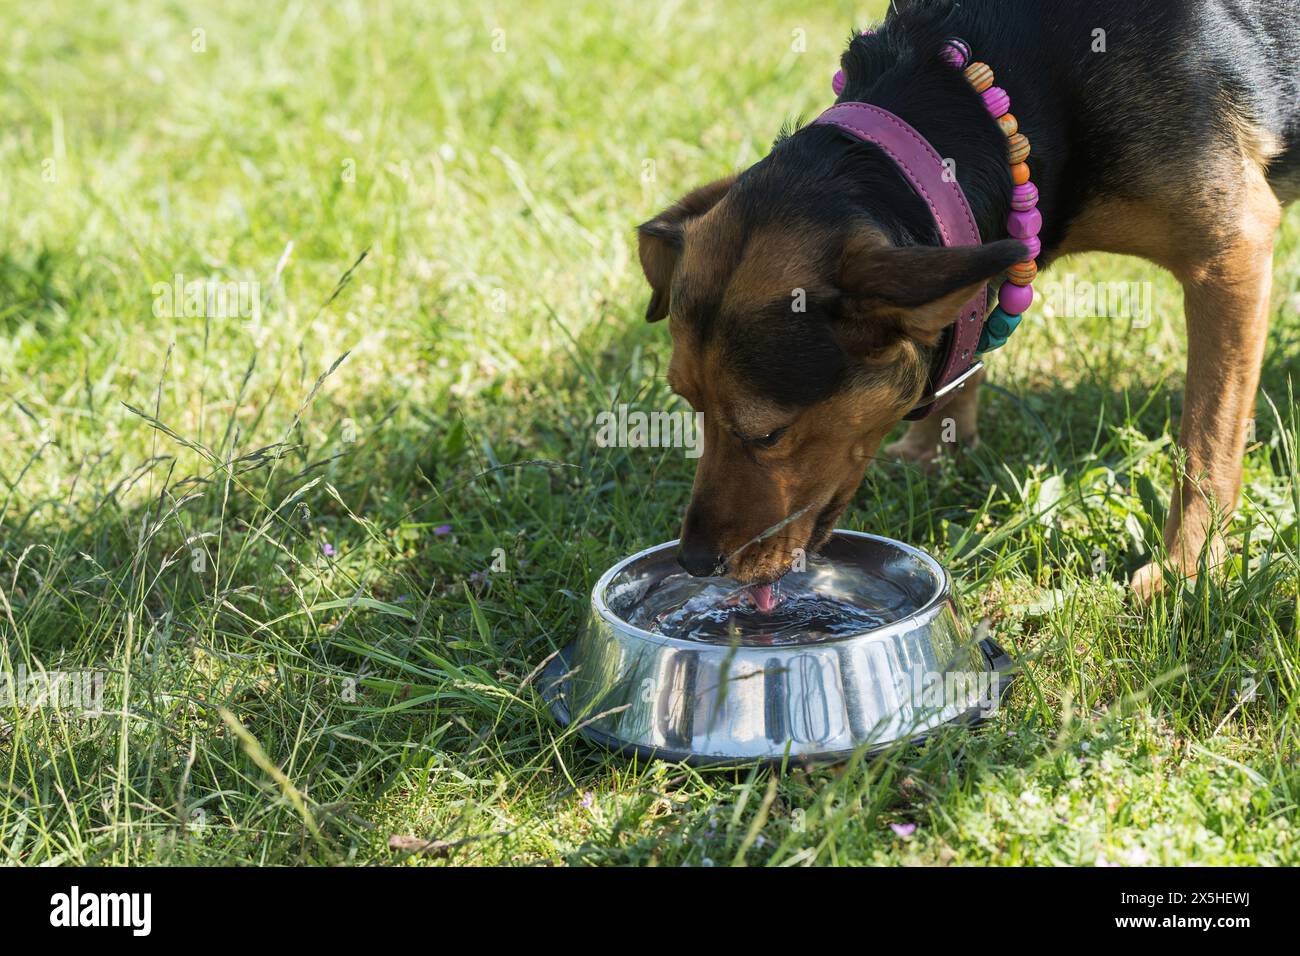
[[678, 503, 728, 577], [677, 537, 725, 577]]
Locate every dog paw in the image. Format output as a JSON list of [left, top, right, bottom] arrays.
[[1129, 561, 1167, 603], [1131, 538, 1226, 603]]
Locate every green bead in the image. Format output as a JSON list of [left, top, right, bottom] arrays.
[[985, 306, 1022, 340]]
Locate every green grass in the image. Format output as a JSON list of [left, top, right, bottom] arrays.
[[2, 0, 1299, 866]]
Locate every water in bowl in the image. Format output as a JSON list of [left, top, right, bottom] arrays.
[[623, 557, 916, 646]]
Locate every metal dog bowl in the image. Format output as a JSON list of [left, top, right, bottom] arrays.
[[542, 531, 1013, 766]]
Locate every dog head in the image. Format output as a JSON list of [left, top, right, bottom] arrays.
[[638, 133, 1024, 585]]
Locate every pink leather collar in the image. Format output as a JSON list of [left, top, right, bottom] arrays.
[[812, 102, 986, 420]]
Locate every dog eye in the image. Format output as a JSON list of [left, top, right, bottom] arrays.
[[749, 427, 789, 449]]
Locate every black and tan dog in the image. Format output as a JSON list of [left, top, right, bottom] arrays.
[[638, 0, 1300, 600]]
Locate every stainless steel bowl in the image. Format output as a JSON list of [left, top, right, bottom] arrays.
[[542, 531, 1012, 766]]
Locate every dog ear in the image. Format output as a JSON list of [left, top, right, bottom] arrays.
[[637, 175, 737, 322], [839, 235, 1028, 346]]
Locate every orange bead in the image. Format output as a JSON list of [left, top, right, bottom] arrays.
[[964, 62, 994, 93], [1007, 133, 1031, 165], [997, 113, 1019, 137], [1011, 162, 1031, 185], [1007, 261, 1038, 286]]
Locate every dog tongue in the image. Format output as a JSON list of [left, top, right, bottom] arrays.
[[747, 583, 778, 613]]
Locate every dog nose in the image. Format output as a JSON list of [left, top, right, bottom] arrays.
[[677, 539, 725, 577]]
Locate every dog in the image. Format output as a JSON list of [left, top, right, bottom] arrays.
[[637, 0, 1300, 602]]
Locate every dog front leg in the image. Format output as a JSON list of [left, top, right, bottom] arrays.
[[1131, 178, 1280, 599]]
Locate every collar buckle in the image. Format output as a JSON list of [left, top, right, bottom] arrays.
[[904, 360, 985, 421]]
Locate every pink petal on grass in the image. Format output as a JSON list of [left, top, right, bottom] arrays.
[[890, 822, 917, 838]]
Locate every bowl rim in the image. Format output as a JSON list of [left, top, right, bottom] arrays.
[[591, 530, 952, 650]]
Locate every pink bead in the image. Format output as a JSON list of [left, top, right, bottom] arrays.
[[999, 281, 1034, 315], [1021, 235, 1042, 260], [940, 38, 970, 68], [832, 70, 846, 95], [982, 86, 1010, 117], [1012, 182, 1039, 212], [1007, 207, 1043, 239]]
